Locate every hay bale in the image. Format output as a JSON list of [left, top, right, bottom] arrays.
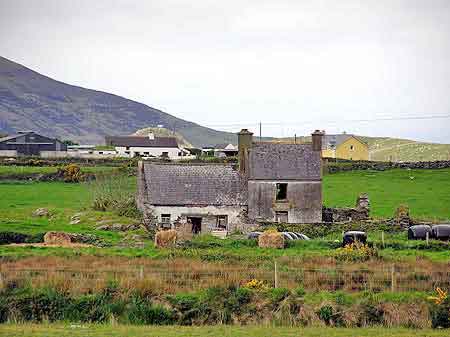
[[155, 229, 177, 248], [258, 231, 285, 249], [44, 231, 72, 245]]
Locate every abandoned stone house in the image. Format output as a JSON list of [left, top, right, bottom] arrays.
[[137, 129, 323, 234]]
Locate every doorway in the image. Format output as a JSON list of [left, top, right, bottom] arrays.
[[188, 217, 202, 234]]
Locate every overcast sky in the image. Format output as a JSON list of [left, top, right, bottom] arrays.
[[1, 0, 449, 142]]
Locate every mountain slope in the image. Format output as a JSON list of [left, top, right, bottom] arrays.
[[361, 136, 450, 162], [274, 135, 450, 162], [0, 56, 236, 146]]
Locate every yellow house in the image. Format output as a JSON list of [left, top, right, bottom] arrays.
[[322, 134, 369, 161]]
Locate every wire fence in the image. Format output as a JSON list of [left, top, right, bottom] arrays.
[[2, 261, 449, 293]]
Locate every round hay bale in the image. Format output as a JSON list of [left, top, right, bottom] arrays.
[[155, 229, 178, 248], [44, 231, 72, 245], [258, 231, 285, 249]]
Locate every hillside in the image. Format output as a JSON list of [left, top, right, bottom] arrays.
[[0, 56, 236, 147], [362, 136, 450, 162], [274, 135, 450, 162]]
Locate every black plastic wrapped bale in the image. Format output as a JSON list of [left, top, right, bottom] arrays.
[[432, 225, 450, 240], [407, 225, 432, 240], [343, 231, 367, 246], [247, 232, 262, 240]]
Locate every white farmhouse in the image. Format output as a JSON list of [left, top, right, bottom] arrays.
[[105, 133, 191, 159]]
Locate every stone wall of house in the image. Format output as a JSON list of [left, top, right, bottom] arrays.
[[144, 205, 250, 233], [248, 181, 322, 223]]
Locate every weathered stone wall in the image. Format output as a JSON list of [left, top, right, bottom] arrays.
[[248, 181, 322, 223], [326, 160, 450, 174], [144, 205, 250, 233], [323, 193, 370, 223]]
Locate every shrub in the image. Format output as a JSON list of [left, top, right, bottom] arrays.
[[0, 232, 45, 245], [243, 279, 267, 291], [88, 173, 142, 220], [267, 288, 291, 303], [317, 305, 334, 325], [358, 300, 384, 326], [429, 288, 450, 329], [333, 242, 379, 262], [124, 298, 175, 325], [57, 164, 83, 183], [166, 293, 204, 325], [294, 286, 306, 297]]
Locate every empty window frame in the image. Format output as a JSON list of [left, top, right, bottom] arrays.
[[216, 215, 228, 230], [350, 145, 354, 150], [276, 183, 288, 201], [161, 152, 169, 157], [161, 214, 171, 224], [275, 211, 288, 223]]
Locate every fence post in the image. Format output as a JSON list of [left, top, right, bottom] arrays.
[[274, 260, 279, 288], [139, 265, 144, 280], [426, 232, 429, 247], [391, 265, 395, 292], [381, 231, 385, 248]]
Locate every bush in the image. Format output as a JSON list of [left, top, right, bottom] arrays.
[[267, 288, 291, 303], [294, 286, 306, 297], [317, 305, 334, 325], [429, 288, 450, 329], [57, 164, 84, 183], [0, 232, 45, 245], [124, 298, 175, 325], [358, 300, 384, 326], [89, 173, 142, 220], [334, 242, 379, 262]]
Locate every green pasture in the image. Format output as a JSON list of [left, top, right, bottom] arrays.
[[0, 325, 447, 337], [0, 167, 449, 259]]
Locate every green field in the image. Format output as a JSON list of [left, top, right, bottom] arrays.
[[0, 325, 448, 337], [0, 168, 449, 260], [0, 165, 116, 177], [323, 168, 450, 220]]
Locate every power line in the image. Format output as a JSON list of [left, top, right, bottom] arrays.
[[203, 114, 450, 128]]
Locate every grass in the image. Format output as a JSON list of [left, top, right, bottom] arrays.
[[0, 165, 116, 176], [0, 325, 448, 337], [323, 168, 450, 220], [0, 179, 139, 245], [0, 167, 449, 258]]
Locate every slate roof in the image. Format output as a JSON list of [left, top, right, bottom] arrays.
[[106, 136, 178, 148], [142, 163, 248, 206], [248, 143, 321, 180], [322, 134, 366, 149]]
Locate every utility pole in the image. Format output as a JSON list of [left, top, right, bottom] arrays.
[[259, 122, 262, 141], [294, 134, 297, 144]]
